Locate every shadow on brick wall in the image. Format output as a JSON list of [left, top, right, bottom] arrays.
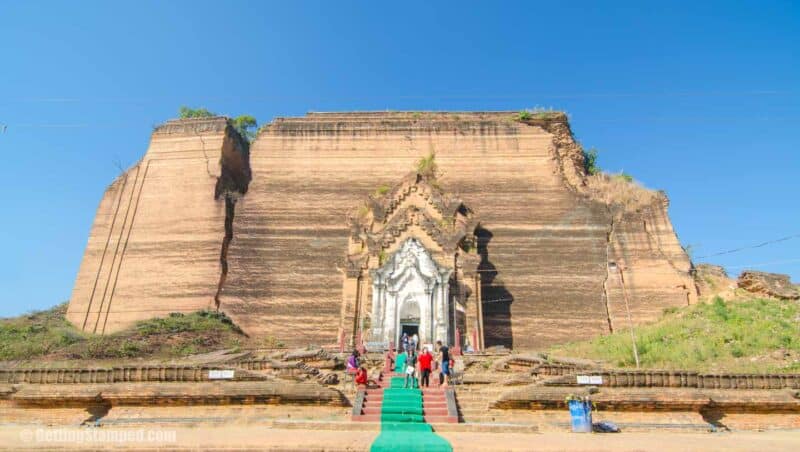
[[476, 226, 514, 349]]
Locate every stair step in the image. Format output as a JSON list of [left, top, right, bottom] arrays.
[[352, 371, 461, 424], [352, 414, 458, 424], [352, 414, 381, 422], [361, 407, 450, 416], [367, 387, 448, 393], [365, 396, 447, 403], [424, 415, 459, 424]]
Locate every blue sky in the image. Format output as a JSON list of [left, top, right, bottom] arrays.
[[0, 1, 797, 316]]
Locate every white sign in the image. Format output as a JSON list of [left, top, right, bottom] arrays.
[[366, 341, 389, 351], [576, 375, 603, 385], [208, 370, 235, 380]]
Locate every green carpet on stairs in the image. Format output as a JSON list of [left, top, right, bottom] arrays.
[[394, 354, 407, 373], [370, 376, 452, 452]]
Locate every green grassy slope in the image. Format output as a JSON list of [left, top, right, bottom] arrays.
[[549, 297, 800, 373], [0, 303, 247, 362]]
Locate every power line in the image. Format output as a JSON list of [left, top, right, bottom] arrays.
[[696, 233, 800, 259]]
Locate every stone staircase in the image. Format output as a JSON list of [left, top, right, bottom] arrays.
[[351, 373, 458, 424], [453, 384, 519, 424]]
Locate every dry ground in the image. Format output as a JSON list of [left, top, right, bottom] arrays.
[[0, 425, 799, 451]]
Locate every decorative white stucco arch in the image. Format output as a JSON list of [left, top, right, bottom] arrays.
[[370, 238, 452, 345]]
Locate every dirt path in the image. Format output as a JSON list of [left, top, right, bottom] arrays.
[[1, 425, 799, 451]]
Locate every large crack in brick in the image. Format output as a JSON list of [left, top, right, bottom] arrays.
[[213, 124, 251, 311], [214, 194, 236, 310]]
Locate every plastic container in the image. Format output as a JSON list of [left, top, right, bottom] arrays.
[[568, 399, 593, 433]]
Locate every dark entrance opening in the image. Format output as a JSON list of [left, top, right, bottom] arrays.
[[399, 323, 419, 346]]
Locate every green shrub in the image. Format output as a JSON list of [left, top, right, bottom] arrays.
[[177, 107, 257, 142], [135, 310, 241, 336], [711, 297, 729, 321], [550, 297, 800, 373], [117, 340, 143, 358], [416, 152, 438, 179], [262, 336, 285, 349], [232, 115, 258, 142], [179, 106, 215, 118], [515, 107, 561, 122], [610, 172, 634, 183], [583, 148, 599, 175]]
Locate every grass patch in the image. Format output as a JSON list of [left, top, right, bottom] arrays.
[[0, 305, 247, 362], [0, 303, 81, 360], [515, 107, 562, 122], [610, 172, 634, 183], [135, 311, 242, 336], [416, 152, 438, 179], [550, 297, 800, 373], [374, 184, 390, 196]]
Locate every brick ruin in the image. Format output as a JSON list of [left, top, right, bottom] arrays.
[[66, 111, 697, 350]]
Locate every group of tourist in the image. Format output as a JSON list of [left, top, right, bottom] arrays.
[[394, 338, 453, 389], [345, 338, 455, 390]]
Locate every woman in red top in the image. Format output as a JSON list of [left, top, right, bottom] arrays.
[[355, 366, 368, 386], [418, 347, 433, 387]]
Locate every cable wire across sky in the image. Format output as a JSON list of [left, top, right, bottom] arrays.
[[697, 233, 800, 259]]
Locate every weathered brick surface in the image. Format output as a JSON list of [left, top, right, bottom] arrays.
[[0, 401, 92, 425], [100, 404, 349, 425], [66, 118, 248, 334], [493, 385, 800, 413], [0, 366, 265, 385], [10, 381, 347, 407], [537, 367, 800, 390], [67, 112, 694, 349], [221, 112, 693, 348]]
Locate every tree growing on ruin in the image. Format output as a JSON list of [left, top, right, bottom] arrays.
[[178, 106, 258, 142], [178, 106, 215, 118], [231, 115, 258, 142], [583, 147, 600, 175]]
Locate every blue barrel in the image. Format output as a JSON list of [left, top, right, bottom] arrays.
[[568, 400, 593, 433]]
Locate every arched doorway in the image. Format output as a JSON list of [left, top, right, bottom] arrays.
[[398, 295, 421, 345], [339, 170, 484, 351], [371, 238, 451, 345]]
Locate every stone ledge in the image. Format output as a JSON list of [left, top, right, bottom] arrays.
[[258, 111, 568, 137], [0, 366, 268, 385], [537, 368, 800, 390], [153, 117, 229, 136], [10, 381, 348, 408], [493, 386, 800, 413]]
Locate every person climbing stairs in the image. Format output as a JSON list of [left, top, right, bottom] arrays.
[[368, 376, 452, 452]]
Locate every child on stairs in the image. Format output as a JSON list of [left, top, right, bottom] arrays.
[[403, 349, 418, 388]]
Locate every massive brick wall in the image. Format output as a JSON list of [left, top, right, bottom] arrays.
[[68, 112, 694, 349], [66, 118, 247, 333], [219, 112, 693, 348]]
